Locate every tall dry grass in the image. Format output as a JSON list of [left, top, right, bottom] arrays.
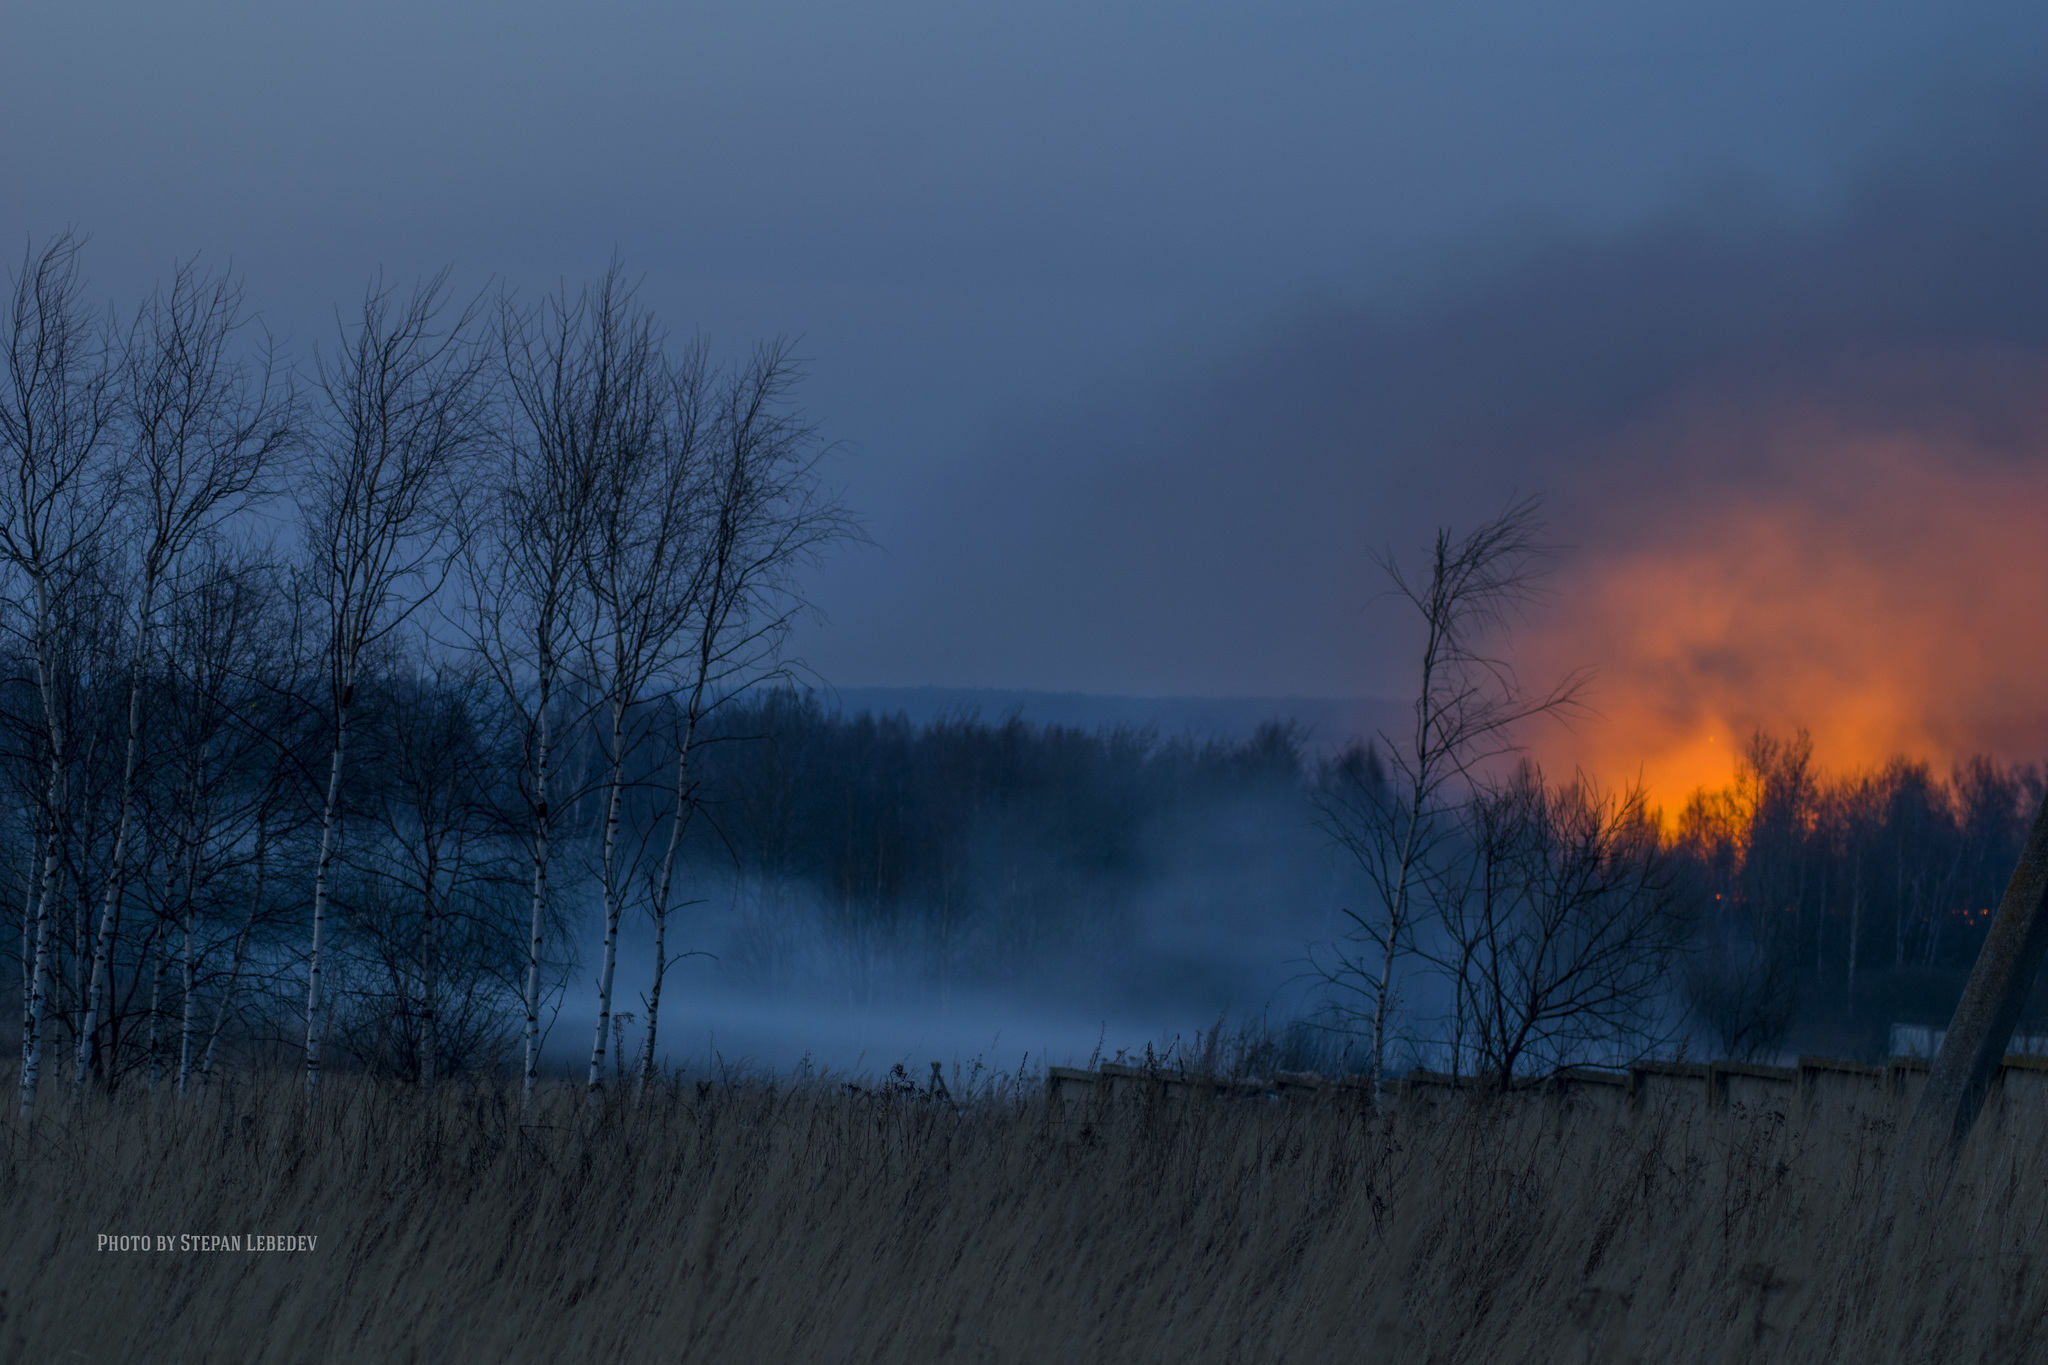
[[3, 1066, 2045, 1363]]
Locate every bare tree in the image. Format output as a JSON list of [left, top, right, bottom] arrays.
[[1311, 498, 1585, 1087], [73, 260, 291, 1090], [571, 286, 689, 1094], [462, 276, 614, 1104], [1437, 766, 1687, 1085], [152, 549, 302, 1095], [0, 232, 121, 1113], [0, 242, 874, 1100], [636, 342, 850, 1091], [1683, 923, 1798, 1062], [299, 272, 487, 1102], [358, 655, 499, 1100]]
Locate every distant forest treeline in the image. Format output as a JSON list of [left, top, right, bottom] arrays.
[[495, 703, 2048, 1072], [690, 694, 1308, 942], [635, 704, 2048, 1071], [1670, 730, 2042, 1057], [2, 592, 2032, 1092]]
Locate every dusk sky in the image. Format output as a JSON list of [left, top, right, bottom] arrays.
[[10, 2, 2048, 784]]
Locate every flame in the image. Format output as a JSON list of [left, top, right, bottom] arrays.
[[1520, 410, 2048, 811]]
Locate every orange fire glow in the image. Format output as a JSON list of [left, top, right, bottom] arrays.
[[1519, 415, 2048, 813]]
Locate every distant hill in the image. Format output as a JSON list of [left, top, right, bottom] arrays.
[[818, 686, 1404, 749]]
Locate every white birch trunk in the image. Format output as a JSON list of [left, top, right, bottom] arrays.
[[418, 830, 440, 1102], [586, 704, 629, 1092], [1371, 805, 1423, 1090], [306, 719, 349, 1103], [523, 703, 550, 1105], [18, 817, 60, 1116], [20, 583, 69, 1115], [147, 926, 168, 1088], [639, 712, 700, 1093], [199, 831, 264, 1091], [178, 900, 198, 1094], [16, 838, 31, 1044], [76, 578, 157, 1089], [173, 782, 207, 1096]]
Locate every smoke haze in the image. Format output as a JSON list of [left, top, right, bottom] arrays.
[[934, 93, 2048, 804]]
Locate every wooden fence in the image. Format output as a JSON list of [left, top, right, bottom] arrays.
[[1043, 1052, 2048, 1122]]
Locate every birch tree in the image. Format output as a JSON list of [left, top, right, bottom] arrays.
[[572, 289, 694, 1093], [74, 261, 290, 1090], [156, 550, 298, 1095], [637, 343, 848, 1090], [462, 279, 613, 1104], [299, 272, 486, 1102], [1311, 499, 1585, 1087], [0, 232, 121, 1113]]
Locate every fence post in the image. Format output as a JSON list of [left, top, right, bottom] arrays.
[[1899, 788, 2048, 1161]]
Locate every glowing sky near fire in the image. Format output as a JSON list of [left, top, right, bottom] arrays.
[[1526, 383, 2048, 803]]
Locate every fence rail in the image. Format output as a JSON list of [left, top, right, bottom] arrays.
[[1044, 1052, 2048, 1121]]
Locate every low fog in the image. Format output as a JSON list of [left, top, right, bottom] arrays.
[[547, 698, 1376, 1078]]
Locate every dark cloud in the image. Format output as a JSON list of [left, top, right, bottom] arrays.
[[832, 84, 2048, 720]]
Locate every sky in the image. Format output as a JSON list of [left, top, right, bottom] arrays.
[[10, 2, 2048, 798]]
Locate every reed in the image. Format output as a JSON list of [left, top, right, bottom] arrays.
[[4, 1068, 2043, 1362]]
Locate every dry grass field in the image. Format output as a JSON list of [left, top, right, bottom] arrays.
[[4, 1067, 2047, 1363]]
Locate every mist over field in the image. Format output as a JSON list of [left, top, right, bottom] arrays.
[[592, 688, 1402, 1075], [550, 692, 1385, 1078]]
